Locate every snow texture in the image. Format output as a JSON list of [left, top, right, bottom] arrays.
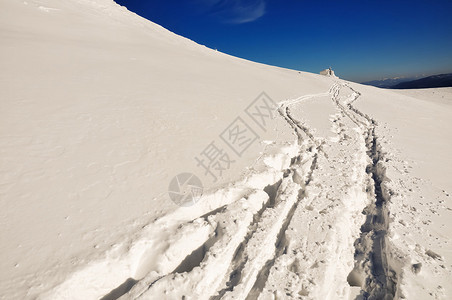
[[1, 1, 451, 299]]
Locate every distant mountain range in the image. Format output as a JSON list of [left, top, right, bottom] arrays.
[[361, 73, 452, 89], [391, 73, 452, 89], [361, 76, 419, 88]]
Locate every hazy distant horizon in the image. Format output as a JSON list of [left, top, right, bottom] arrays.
[[358, 71, 452, 84]]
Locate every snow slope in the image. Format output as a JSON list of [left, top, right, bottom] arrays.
[[1, 0, 451, 299]]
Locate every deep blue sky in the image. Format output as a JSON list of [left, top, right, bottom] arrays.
[[115, 0, 452, 82]]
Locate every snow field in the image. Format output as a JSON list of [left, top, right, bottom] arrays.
[[2, 1, 452, 299]]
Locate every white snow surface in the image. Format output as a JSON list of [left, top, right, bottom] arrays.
[[1, 1, 451, 299]]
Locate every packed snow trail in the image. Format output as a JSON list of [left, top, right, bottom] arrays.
[[125, 107, 321, 299], [255, 83, 400, 299], [333, 84, 399, 299]]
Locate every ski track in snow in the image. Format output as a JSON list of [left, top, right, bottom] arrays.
[[44, 83, 412, 300]]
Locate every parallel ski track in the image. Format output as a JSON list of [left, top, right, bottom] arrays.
[[108, 83, 398, 300], [332, 83, 398, 300]]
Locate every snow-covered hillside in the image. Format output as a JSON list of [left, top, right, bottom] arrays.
[[1, 1, 451, 299]]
